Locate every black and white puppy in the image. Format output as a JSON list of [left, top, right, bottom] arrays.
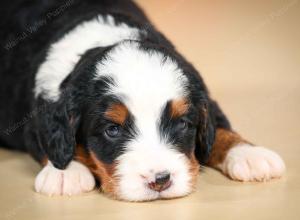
[[0, 0, 285, 201]]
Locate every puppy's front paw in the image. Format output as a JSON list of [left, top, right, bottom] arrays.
[[220, 144, 285, 182], [35, 160, 95, 196]]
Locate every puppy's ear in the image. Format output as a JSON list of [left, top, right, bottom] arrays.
[[37, 96, 80, 169], [34, 46, 111, 169], [195, 101, 216, 164]]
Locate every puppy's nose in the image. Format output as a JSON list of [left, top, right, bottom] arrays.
[[148, 171, 171, 192], [155, 171, 170, 185]]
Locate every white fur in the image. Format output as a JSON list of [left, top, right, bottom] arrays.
[[35, 13, 194, 200], [35, 161, 95, 196], [219, 144, 285, 182], [35, 15, 142, 101], [115, 145, 193, 201], [96, 41, 192, 201]]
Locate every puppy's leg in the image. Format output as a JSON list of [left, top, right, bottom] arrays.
[[34, 159, 95, 196], [207, 128, 285, 181]]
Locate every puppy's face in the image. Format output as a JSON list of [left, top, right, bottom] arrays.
[[72, 41, 212, 201]]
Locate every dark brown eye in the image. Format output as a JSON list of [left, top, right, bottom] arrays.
[[178, 119, 188, 130], [105, 125, 120, 138]]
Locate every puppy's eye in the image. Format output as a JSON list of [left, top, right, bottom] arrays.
[[105, 125, 121, 138], [177, 119, 188, 130]]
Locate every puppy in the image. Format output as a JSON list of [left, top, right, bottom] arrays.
[[0, 0, 285, 201]]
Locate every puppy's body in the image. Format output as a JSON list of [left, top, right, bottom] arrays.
[[0, 0, 285, 201], [0, 0, 151, 149]]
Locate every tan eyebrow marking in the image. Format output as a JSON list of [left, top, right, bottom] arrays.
[[105, 103, 129, 125], [170, 98, 189, 118]]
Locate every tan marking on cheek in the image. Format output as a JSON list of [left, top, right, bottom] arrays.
[[41, 157, 48, 167], [207, 128, 250, 167], [170, 98, 189, 118], [89, 152, 118, 197], [75, 145, 96, 169], [105, 103, 128, 125], [75, 145, 119, 198], [188, 153, 200, 190]]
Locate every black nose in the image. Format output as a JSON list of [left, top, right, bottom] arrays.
[[155, 171, 171, 185], [148, 171, 172, 192]]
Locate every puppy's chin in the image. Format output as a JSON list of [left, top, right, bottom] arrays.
[[97, 150, 199, 202], [113, 176, 196, 202]]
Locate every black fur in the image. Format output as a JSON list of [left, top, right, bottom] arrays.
[[0, 0, 231, 169], [159, 100, 199, 156], [80, 94, 137, 165]]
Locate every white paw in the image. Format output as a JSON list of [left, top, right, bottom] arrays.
[[35, 160, 95, 196], [220, 144, 285, 182]]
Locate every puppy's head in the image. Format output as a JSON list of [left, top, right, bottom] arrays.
[[45, 40, 215, 201]]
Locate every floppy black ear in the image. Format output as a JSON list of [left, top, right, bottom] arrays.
[[37, 97, 80, 169], [194, 101, 216, 164], [34, 46, 113, 169]]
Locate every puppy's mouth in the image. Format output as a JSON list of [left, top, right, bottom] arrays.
[[148, 180, 172, 192], [105, 155, 199, 202], [98, 168, 196, 202], [75, 145, 199, 201]]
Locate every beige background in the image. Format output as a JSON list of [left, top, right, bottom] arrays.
[[1, 0, 300, 219]]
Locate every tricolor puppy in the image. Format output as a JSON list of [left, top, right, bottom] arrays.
[[0, 0, 285, 201]]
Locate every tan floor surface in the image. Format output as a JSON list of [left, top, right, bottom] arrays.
[[1, 0, 300, 219]]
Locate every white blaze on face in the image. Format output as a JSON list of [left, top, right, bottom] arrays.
[[96, 42, 195, 201]]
